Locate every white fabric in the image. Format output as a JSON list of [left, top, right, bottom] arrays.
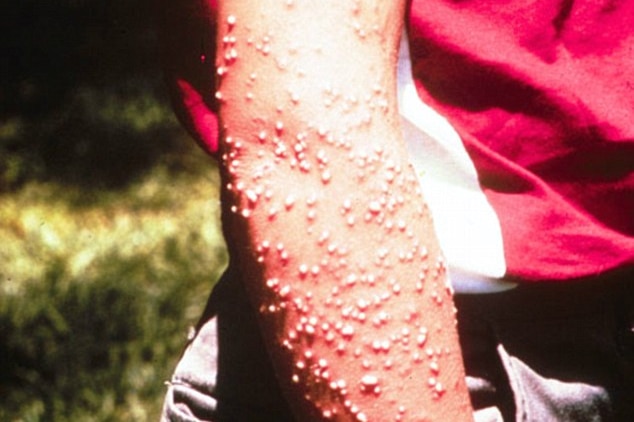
[[397, 34, 516, 293]]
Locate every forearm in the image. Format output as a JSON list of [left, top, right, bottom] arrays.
[[216, 1, 472, 420]]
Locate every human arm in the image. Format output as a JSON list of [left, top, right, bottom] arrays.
[[213, 1, 473, 420]]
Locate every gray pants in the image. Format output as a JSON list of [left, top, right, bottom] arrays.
[[161, 268, 634, 421]]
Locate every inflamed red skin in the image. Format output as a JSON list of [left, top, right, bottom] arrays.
[[215, 1, 473, 420]]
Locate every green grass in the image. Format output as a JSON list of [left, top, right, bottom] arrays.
[[0, 160, 227, 421], [0, 2, 232, 419]]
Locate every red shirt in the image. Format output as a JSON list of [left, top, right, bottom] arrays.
[[407, 0, 634, 281]]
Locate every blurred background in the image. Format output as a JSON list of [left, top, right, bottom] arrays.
[[0, 1, 227, 420]]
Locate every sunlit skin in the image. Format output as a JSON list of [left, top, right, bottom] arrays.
[[215, 1, 473, 420]]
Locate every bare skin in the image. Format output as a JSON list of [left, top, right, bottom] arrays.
[[209, 1, 473, 420]]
